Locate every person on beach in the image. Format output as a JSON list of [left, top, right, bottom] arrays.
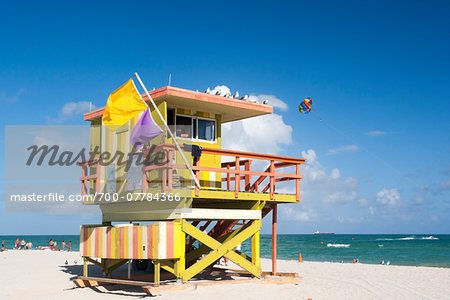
[[25, 241, 33, 249], [68, 241, 72, 251], [15, 238, 19, 249], [1, 240, 5, 251], [51, 242, 60, 251], [48, 239, 54, 247], [62, 240, 66, 251], [20, 239, 25, 249]]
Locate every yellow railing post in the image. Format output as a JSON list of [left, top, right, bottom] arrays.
[[83, 257, 88, 277], [175, 220, 186, 279], [154, 260, 160, 285], [251, 220, 261, 268]]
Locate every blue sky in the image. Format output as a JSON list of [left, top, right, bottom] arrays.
[[1, 0, 449, 234]]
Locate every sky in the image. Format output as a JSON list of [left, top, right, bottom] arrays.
[[0, 0, 449, 234]]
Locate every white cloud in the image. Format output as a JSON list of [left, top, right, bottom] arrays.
[[376, 188, 401, 206], [300, 149, 360, 205], [1, 88, 26, 102], [324, 190, 358, 205], [53, 101, 96, 123], [327, 145, 359, 155], [358, 198, 369, 207], [222, 113, 292, 155], [365, 130, 387, 136], [281, 206, 315, 221], [331, 168, 341, 179], [437, 179, 450, 192]]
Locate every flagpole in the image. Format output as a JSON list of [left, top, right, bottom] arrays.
[[134, 72, 201, 189]]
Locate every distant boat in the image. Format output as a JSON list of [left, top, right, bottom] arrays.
[[314, 230, 334, 235]]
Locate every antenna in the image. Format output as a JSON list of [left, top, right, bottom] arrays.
[[168, 73, 172, 86], [89, 102, 92, 111]]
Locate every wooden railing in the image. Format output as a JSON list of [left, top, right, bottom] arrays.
[[78, 158, 101, 197], [78, 145, 306, 202], [193, 147, 305, 201]]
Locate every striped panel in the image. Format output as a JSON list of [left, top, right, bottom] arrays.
[[177, 108, 191, 115], [106, 227, 111, 258], [142, 225, 148, 258], [80, 223, 181, 259], [196, 111, 210, 118], [80, 226, 86, 256], [158, 222, 167, 259]]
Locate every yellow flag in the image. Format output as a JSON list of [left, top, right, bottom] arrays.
[[102, 79, 147, 129]]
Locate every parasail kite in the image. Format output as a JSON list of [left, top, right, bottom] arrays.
[[298, 97, 313, 114]]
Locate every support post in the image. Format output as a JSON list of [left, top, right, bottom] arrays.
[[272, 203, 277, 275], [175, 222, 186, 278], [251, 220, 261, 269], [154, 260, 160, 285], [83, 257, 88, 277]]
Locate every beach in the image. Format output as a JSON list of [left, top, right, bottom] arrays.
[[0, 250, 448, 300]]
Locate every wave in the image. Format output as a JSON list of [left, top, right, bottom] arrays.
[[376, 236, 439, 241], [421, 236, 439, 240], [327, 243, 350, 248]]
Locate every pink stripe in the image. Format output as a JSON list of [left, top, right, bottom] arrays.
[[94, 228, 100, 258], [166, 222, 174, 258], [133, 226, 138, 258], [106, 228, 111, 258]]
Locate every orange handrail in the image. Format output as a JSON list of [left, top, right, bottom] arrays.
[[78, 145, 305, 202], [195, 147, 305, 201], [78, 158, 101, 198]]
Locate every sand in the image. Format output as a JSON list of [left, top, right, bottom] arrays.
[[0, 250, 449, 299]]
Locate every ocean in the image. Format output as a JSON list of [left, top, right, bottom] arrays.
[[1, 234, 449, 268]]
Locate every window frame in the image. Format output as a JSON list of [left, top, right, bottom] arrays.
[[175, 114, 194, 139], [174, 111, 217, 144], [195, 116, 217, 142]]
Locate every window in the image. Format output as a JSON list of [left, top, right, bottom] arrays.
[[173, 112, 216, 142], [175, 115, 192, 138], [197, 119, 215, 141], [167, 109, 175, 133]]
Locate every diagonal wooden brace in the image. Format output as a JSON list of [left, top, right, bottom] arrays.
[[181, 220, 261, 282]]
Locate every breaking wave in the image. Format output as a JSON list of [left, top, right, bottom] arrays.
[[327, 243, 350, 248], [376, 236, 439, 241], [421, 236, 439, 240]]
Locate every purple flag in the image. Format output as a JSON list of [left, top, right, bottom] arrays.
[[130, 108, 163, 151]]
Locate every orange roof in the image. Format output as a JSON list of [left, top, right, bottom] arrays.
[[84, 86, 273, 123]]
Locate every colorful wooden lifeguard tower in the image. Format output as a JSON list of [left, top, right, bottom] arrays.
[[76, 85, 305, 291]]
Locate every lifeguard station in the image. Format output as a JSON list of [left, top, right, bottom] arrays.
[[75, 85, 305, 294]]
